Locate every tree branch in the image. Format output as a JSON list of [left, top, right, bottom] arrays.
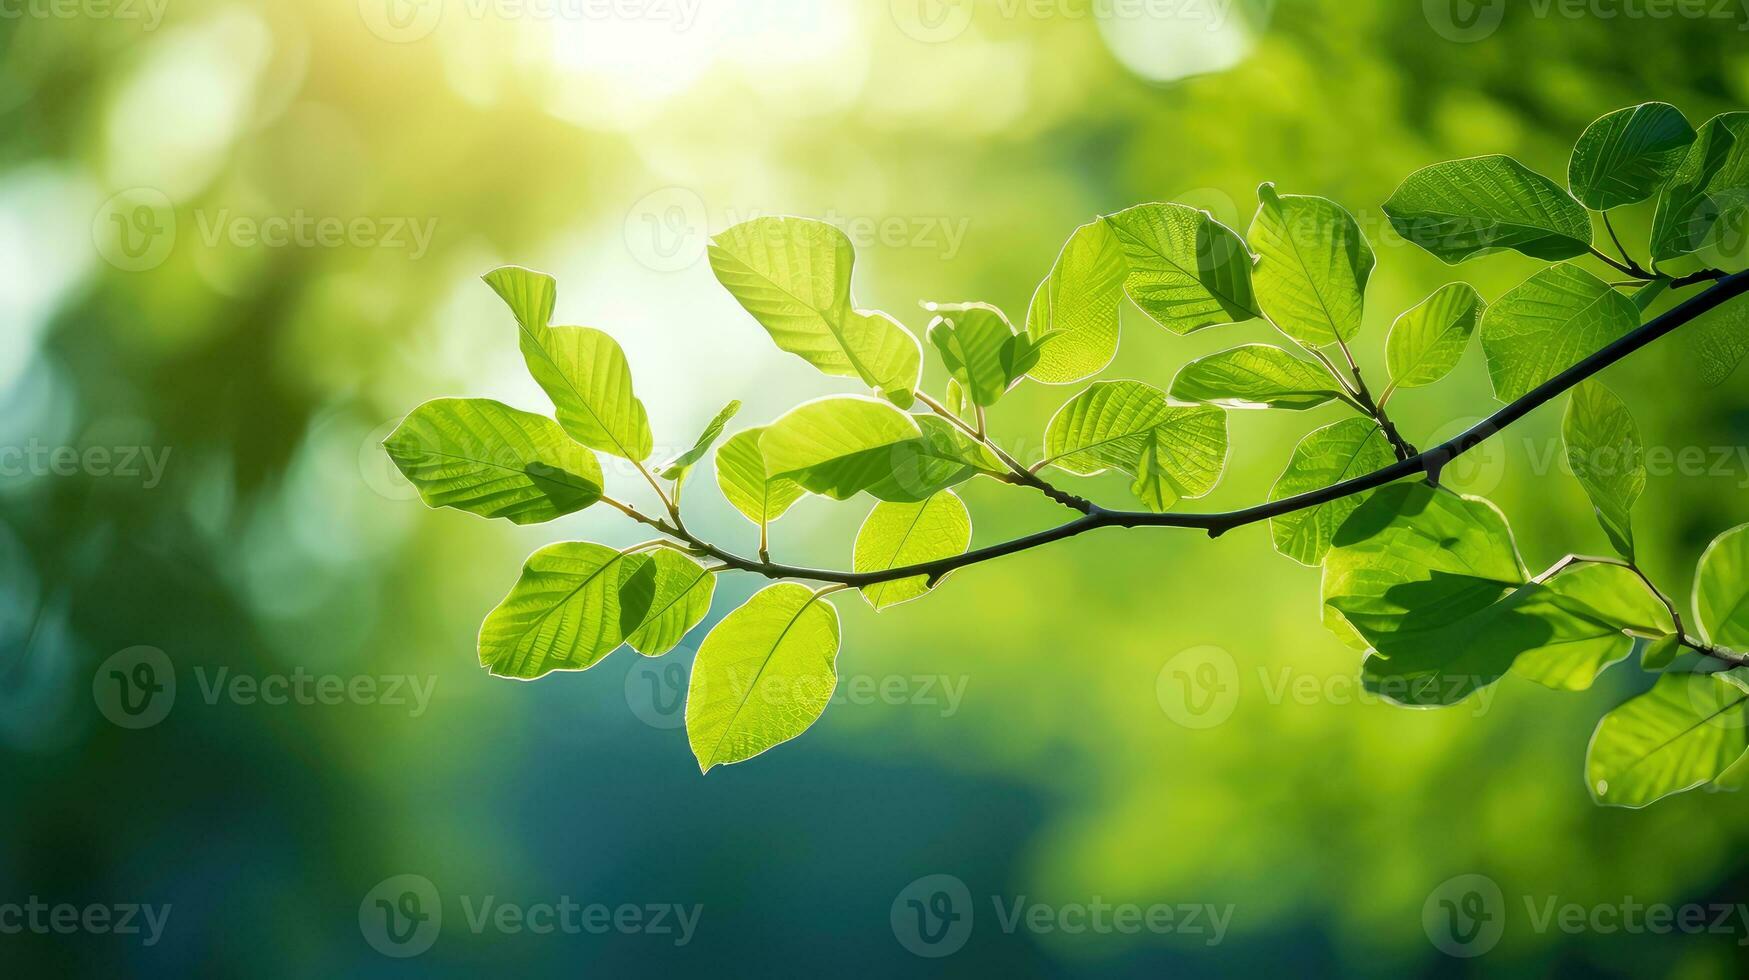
[[605, 272, 1749, 600]]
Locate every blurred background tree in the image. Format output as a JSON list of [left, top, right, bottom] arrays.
[[4, 0, 1749, 974]]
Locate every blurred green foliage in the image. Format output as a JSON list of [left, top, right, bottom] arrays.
[[5, 0, 1749, 975]]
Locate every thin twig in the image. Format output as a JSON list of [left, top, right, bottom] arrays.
[[1601, 213, 1647, 277]]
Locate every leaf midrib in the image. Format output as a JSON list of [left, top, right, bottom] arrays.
[[704, 593, 823, 768]]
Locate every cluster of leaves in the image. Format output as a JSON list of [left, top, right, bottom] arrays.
[[387, 102, 1749, 805]]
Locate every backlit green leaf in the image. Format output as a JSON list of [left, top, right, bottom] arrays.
[[1642, 633, 1684, 672], [1562, 381, 1644, 559], [1169, 344, 1347, 411], [1249, 184, 1374, 347], [760, 397, 981, 503], [686, 583, 841, 772], [1043, 381, 1227, 512], [1650, 113, 1749, 261], [1104, 203, 1259, 336], [708, 217, 922, 405], [715, 426, 805, 527], [1507, 563, 1673, 691], [1586, 669, 1749, 808], [1328, 487, 1669, 704], [478, 543, 654, 679], [1268, 418, 1393, 566], [1384, 283, 1484, 389], [1682, 292, 1749, 386], [1697, 524, 1749, 652], [483, 264, 556, 330], [1025, 217, 1125, 384], [1323, 485, 1527, 706], [623, 548, 716, 657], [384, 398, 603, 526], [1569, 102, 1696, 211], [848, 416, 1001, 504], [853, 491, 972, 610], [1480, 264, 1638, 402], [485, 266, 655, 461], [660, 400, 741, 488], [926, 302, 1032, 407], [1383, 155, 1592, 263]]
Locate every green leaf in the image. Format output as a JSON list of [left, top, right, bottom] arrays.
[[1586, 669, 1749, 808], [1682, 293, 1749, 387], [853, 491, 972, 610], [1480, 264, 1639, 402], [1248, 184, 1374, 347], [1323, 485, 1527, 706], [760, 397, 980, 503], [1042, 381, 1227, 512], [707, 218, 921, 406], [383, 398, 603, 526], [478, 543, 654, 679], [1562, 381, 1644, 559], [1569, 102, 1696, 211], [1383, 155, 1593, 263], [660, 400, 742, 488], [1507, 563, 1673, 691], [1169, 344, 1348, 411], [1642, 634, 1684, 672], [686, 583, 841, 772], [861, 416, 1002, 503], [1384, 283, 1485, 389], [1024, 217, 1125, 384], [1651, 113, 1749, 262], [1103, 203, 1259, 335], [623, 548, 716, 657], [484, 266, 655, 462], [1268, 418, 1394, 566], [715, 426, 805, 527], [1697, 524, 1749, 652], [943, 379, 972, 425], [483, 264, 556, 330], [926, 303, 1030, 407], [1328, 487, 1671, 704]]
